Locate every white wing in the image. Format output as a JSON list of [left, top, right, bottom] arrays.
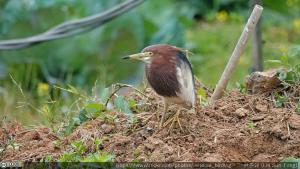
[[176, 60, 196, 107]]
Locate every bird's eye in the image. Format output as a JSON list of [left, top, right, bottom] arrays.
[[148, 52, 153, 56]]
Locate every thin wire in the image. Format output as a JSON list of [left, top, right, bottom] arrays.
[[0, 0, 145, 50]]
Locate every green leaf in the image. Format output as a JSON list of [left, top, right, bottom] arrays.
[[265, 60, 282, 64], [279, 55, 288, 64], [64, 117, 80, 135], [128, 98, 137, 108], [288, 45, 300, 58], [94, 138, 102, 151], [247, 122, 256, 129], [114, 96, 132, 117], [85, 102, 105, 116], [275, 93, 286, 108], [67, 84, 80, 95], [197, 88, 207, 99], [95, 152, 115, 162], [78, 109, 88, 123], [285, 70, 297, 82], [58, 152, 80, 162], [197, 88, 208, 106], [71, 140, 87, 155], [82, 152, 114, 162], [100, 87, 110, 103], [236, 82, 246, 93], [277, 70, 287, 81], [295, 65, 300, 73], [128, 98, 139, 112]]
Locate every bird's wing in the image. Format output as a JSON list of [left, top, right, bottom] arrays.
[[175, 51, 196, 107]]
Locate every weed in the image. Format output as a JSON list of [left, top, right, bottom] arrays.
[[197, 88, 208, 106], [56, 83, 143, 135], [58, 139, 114, 163], [247, 122, 256, 129], [266, 45, 300, 86], [236, 82, 246, 93], [274, 92, 288, 108], [41, 155, 54, 162], [128, 97, 139, 112], [246, 122, 260, 133]]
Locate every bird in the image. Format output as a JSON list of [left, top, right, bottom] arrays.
[[123, 44, 196, 130]]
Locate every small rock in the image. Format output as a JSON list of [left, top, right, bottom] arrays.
[[101, 124, 114, 134], [233, 108, 248, 118], [201, 153, 223, 162], [146, 127, 154, 133], [150, 149, 165, 161], [148, 137, 163, 145], [255, 104, 268, 112], [187, 135, 194, 142], [113, 135, 131, 146], [252, 154, 274, 162], [268, 124, 289, 140], [162, 144, 174, 155], [288, 113, 300, 129], [19, 130, 41, 141], [144, 143, 155, 151], [251, 114, 267, 121], [245, 69, 282, 94]]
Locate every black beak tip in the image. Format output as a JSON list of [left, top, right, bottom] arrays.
[[122, 56, 129, 59]]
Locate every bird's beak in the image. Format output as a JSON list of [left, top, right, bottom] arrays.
[[122, 53, 145, 61]]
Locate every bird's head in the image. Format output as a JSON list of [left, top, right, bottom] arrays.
[[122, 51, 154, 63], [122, 44, 186, 63]]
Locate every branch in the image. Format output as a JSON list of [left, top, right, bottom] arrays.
[[209, 5, 263, 103], [104, 83, 148, 107], [0, 0, 145, 50]]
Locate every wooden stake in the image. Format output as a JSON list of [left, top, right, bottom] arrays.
[[251, 0, 263, 72], [210, 5, 263, 103]]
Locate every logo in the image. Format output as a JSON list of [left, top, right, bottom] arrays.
[[0, 162, 6, 168]]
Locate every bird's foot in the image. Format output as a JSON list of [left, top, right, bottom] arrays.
[[163, 109, 184, 133]]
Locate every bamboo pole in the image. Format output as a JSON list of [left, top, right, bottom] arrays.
[[251, 0, 263, 72], [210, 5, 263, 103]]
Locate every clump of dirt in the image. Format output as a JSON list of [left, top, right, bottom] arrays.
[[1, 83, 300, 162], [1, 121, 60, 161]]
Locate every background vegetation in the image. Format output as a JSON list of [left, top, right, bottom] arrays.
[[1, 0, 300, 126]]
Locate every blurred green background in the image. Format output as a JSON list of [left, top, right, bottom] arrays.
[[1, 0, 300, 126]]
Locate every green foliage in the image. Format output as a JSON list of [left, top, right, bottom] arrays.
[[266, 45, 300, 86], [60, 84, 138, 135], [114, 95, 132, 117], [0, 0, 191, 88], [247, 122, 256, 129], [197, 88, 208, 106], [58, 139, 114, 163], [1, 0, 300, 126], [236, 82, 246, 93], [128, 98, 138, 112], [274, 92, 287, 108], [246, 122, 260, 133]]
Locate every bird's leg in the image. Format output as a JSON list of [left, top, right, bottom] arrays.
[[159, 99, 168, 128], [163, 109, 184, 133]]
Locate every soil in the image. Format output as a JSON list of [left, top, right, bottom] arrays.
[[1, 85, 300, 162]]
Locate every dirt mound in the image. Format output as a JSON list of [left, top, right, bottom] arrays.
[[1, 86, 300, 162], [1, 122, 60, 161]]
